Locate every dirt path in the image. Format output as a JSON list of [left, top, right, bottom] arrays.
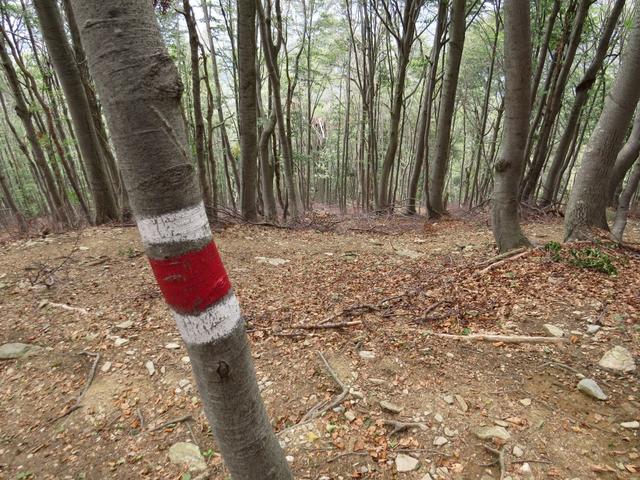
[[0, 216, 638, 479]]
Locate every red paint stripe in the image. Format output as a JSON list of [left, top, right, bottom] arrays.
[[148, 241, 231, 313]]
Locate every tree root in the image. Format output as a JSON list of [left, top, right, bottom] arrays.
[[434, 333, 568, 344], [300, 352, 350, 423]]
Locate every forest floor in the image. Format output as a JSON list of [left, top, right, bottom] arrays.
[[0, 212, 639, 480]]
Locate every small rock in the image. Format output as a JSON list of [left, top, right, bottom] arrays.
[[168, 442, 207, 472], [620, 421, 639, 430], [513, 445, 524, 458], [577, 378, 608, 401], [0, 343, 42, 360], [395, 453, 419, 472], [359, 350, 376, 360], [113, 337, 129, 347], [520, 462, 532, 476], [345, 410, 356, 422], [396, 249, 423, 259], [586, 324, 601, 334], [493, 419, 509, 427], [598, 346, 635, 372], [145, 361, 155, 376], [433, 436, 448, 446], [444, 427, 458, 437], [421, 475, 434, 480], [181, 356, 191, 364], [101, 361, 112, 373], [543, 324, 565, 338], [434, 413, 444, 423], [286, 455, 294, 463], [455, 394, 468, 412], [165, 342, 180, 349], [255, 256, 289, 266], [380, 400, 404, 414], [473, 425, 511, 441], [178, 378, 190, 388], [116, 320, 134, 329], [369, 378, 386, 385], [443, 394, 454, 405], [519, 398, 532, 407]]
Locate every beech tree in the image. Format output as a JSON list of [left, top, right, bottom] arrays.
[[491, 0, 531, 253], [68, 0, 292, 477], [565, 4, 640, 240]]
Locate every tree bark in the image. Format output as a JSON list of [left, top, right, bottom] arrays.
[[69, 1, 292, 478], [540, 0, 624, 207], [565, 4, 640, 240], [428, 0, 465, 217], [611, 156, 640, 241], [33, 0, 119, 225], [238, 0, 258, 221], [406, 0, 446, 215], [491, 0, 532, 253], [607, 111, 640, 202]]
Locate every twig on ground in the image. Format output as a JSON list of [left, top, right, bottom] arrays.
[[433, 333, 568, 344], [511, 458, 552, 465], [136, 407, 145, 430], [475, 249, 531, 275], [50, 351, 100, 422], [46, 302, 89, 315], [300, 352, 350, 423], [483, 444, 506, 480], [291, 320, 362, 330], [148, 414, 194, 432]]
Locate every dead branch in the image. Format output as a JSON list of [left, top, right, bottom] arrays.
[[27, 231, 81, 287], [300, 352, 350, 423], [46, 301, 89, 315], [475, 250, 531, 275], [433, 333, 568, 344], [476, 247, 527, 268], [327, 451, 370, 463], [483, 444, 506, 480], [148, 414, 194, 432], [291, 320, 362, 330], [50, 351, 100, 422]]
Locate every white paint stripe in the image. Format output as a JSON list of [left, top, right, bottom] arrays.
[[173, 293, 242, 344], [137, 201, 211, 246]]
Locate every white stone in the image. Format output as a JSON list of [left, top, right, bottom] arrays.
[[255, 256, 290, 266], [620, 421, 639, 430], [116, 320, 134, 329], [100, 361, 112, 373], [543, 324, 565, 338], [395, 453, 419, 472], [598, 346, 635, 372], [519, 398, 532, 407], [165, 342, 181, 349], [577, 378, 608, 401], [168, 442, 207, 472], [586, 324, 601, 334], [114, 337, 129, 347], [473, 426, 510, 441], [358, 350, 376, 360], [513, 445, 524, 458], [145, 361, 155, 376], [433, 436, 448, 446], [434, 413, 444, 423]]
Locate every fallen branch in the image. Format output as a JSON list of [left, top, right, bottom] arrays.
[[47, 302, 89, 315], [300, 352, 349, 423], [327, 451, 370, 463], [51, 351, 100, 422], [476, 247, 527, 268], [433, 333, 568, 344], [291, 320, 362, 330], [483, 444, 506, 480], [383, 419, 427, 435], [148, 414, 194, 432], [475, 250, 530, 276]]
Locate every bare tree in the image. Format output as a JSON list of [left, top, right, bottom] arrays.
[[491, 0, 532, 252], [565, 4, 640, 240], [68, 1, 292, 477]]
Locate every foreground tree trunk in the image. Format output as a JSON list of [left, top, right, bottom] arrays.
[[238, 0, 258, 221], [32, 0, 119, 225], [565, 5, 640, 240], [70, 1, 292, 478], [491, 0, 532, 253], [428, 0, 465, 217]]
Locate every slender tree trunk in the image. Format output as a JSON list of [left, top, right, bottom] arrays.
[[611, 157, 640, 241], [607, 111, 640, 202], [406, 0, 446, 215], [521, 0, 591, 202], [428, 0, 465, 217], [33, 0, 119, 225], [238, 0, 258, 221], [0, 34, 69, 226], [565, 5, 640, 240], [183, 0, 212, 216], [491, 0, 532, 253], [0, 152, 27, 233], [540, 0, 624, 207], [70, 1, 292, 478], [531, 0, 560, 105]]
